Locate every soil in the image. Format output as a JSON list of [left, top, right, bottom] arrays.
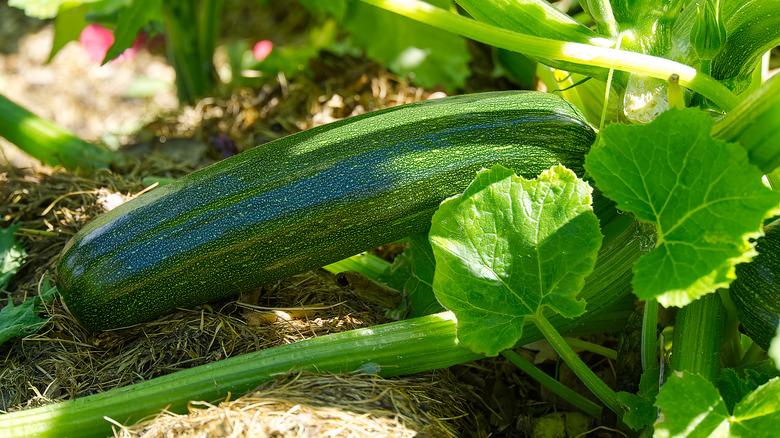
[[1, 2, 627, 437]]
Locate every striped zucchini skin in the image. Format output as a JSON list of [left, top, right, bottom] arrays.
[[729, 223, 780, 350], [56, 91, 596, 330]]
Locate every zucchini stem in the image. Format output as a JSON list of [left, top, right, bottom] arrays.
[[322, 253, 391, 279], [641, 299, 659, 372], [532, 314, 623, 416], [359, 0, 739, 111], [502, 349, 603, 419], [670, 293, 725, 382]]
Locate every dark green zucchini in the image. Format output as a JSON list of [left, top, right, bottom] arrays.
[[729, 220, 780, 350], [56, 91, 595, 330]]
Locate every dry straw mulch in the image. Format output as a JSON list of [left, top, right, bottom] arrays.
[[113, 371, 475, 438]]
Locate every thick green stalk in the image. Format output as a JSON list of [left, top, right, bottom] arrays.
[[564, 337, 618, 360], [359, 0, 739, 111], [712, 73, 780, 174], [642, 299, 659, 372], [580, 0, 619, 36], [162, 0, 220, 104], [455, 0, 609, 79], [711, 0, 780, 85], [0, 94, 121, 172], [322, 253, 390, 279], [670, 293, 725, 382]]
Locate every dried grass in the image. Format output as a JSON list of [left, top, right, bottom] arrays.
[[113, 371, 476, 438]]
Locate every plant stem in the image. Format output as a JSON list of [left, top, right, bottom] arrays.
[[322, 253, 391, 279], [737, 341, 766, 368], [582, 0, 619, 36], [667, 74, 686, 109], [162, 0, 220, 104], [359, 0, 739, 111], [642, 299, 659, 372], [0, 94, 121, 172], [711, 73, 780, 174], [563, 337, 618, 360], [532, 313, 623, 416], [502, 349, 603, 419], [0, 312, 479, 438], [670, 293, 725, 382], [717, 288, 744, 369]]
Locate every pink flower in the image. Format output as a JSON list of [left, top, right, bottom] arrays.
[[79, 23, 141, 64], [252, 40, 273, 62]]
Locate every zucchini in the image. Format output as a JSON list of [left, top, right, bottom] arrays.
[[56, 91, 596, 331], [729, 220, 780, 350]]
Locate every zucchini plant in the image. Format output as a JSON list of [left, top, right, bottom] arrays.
[[3, 0, 780, 437]]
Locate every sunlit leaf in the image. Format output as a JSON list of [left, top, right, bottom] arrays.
[[585, 108, 780, 307], [429, 165, 601, 356], [655, 372, 730, 438]]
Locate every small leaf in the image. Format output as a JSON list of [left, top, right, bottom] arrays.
[[1, 224, 26, 290], [718, 368, 771, 413], [617, 391, 658, 431], [586, 108, 780, 307], [615, 365, 662, 430], [654, 372, 730, 438], [0, 273, 57, 347], [731, 378, 780, 437], [49, 3, 90, 61], [103, 0, 162, 64], [429, 165, 602, 356], [378, 233, 443, 319]]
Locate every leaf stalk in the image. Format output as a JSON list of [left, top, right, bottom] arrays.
[[359, 0, 739, 111], [532, 313, 623, 416]]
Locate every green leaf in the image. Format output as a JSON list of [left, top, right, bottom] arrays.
[[585, 108, 780, 307], [617, 391, 657, 431], [378, 234, 443, 320], [657, 372, 780, 437], [402, 234, 442, 318], [1, 224, 26, 291], [617, 365, 662, 430], [429, 165, 602, 356], [718, 368, 772, 413], [103, 0, 162, 64], [655, 372, 731, 438], [49, 3, 91, 61], [730, 377, 780, 437], [342, 0, 470, 91], [0, 274, 57, 347]]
